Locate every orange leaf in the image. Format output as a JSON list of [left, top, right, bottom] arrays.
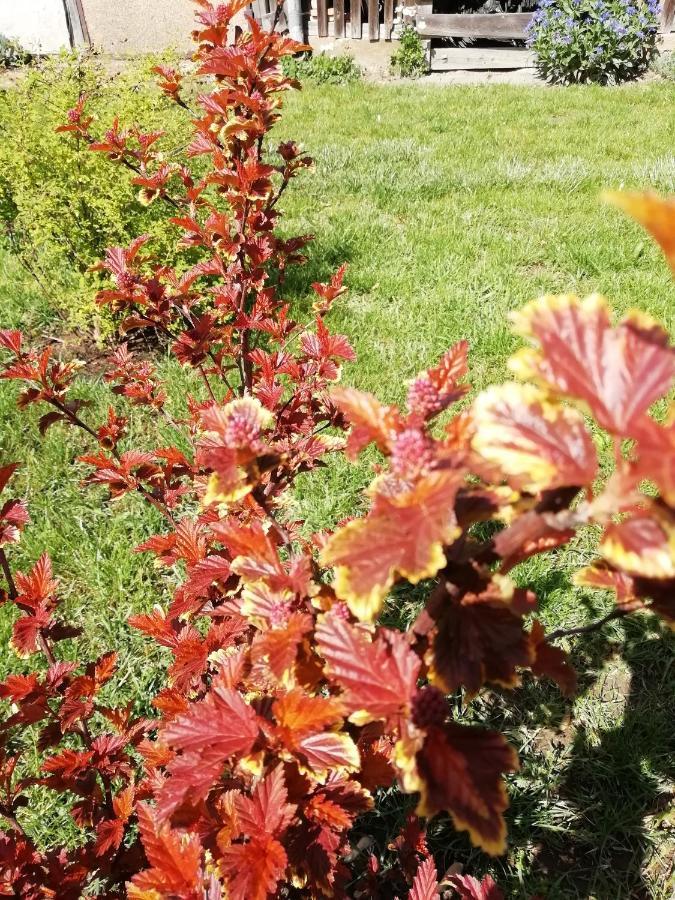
[[509, 294, 675, 436], [330, 386, 402, 460], [600, 507, 675, 579], [130, 803, 203, 896], [605, 191, 675, 272], [315, 613, 420, 725], [322, 471, 463, 621], [220, 836, 287, 900], [297, 731, 360, 775], [472, 383, 597, 493], [273, 689, 345, 743]]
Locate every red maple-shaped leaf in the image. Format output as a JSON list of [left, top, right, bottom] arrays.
[[630, 417, 675, 507], [94, 817, 125, 856], [300, 317, 356, 371], [330, 386, 402, 460], [494, 509, 577, 573], [311, 263, 348, 314], [599, 506, 675, 579], [408, 341, 470, 420], [446, 872, 505, 900], [129, 803, 203, 897], [472, 383, 597, 493], [322, 470, 464, 621], [408, 855, 438, 900], [164, 681, 259, 768], [0, 496, 29, 547], [235, 765, 296, 839], [315, 613, 420, 724], [415, 722, 518, 855], [509, 294, 675, 436], [15, 553, 57, 605], [219, 836, 288, 900], [0, 329, 22, 355]]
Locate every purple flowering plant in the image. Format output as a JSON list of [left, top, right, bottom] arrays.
[[526, 0, 660, 83]]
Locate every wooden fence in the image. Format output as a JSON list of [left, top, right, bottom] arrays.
[[251, 0, 674, 43], [312, 0, 395, 40]]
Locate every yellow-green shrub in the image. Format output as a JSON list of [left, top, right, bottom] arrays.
[[0, 53, 190, 332]]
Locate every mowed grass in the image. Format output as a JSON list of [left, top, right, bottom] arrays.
[[1, 80, 674, 896]]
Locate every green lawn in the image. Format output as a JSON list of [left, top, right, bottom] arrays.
[[1, 80, 674, 897]]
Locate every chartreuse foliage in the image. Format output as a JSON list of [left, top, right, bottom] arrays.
[[1, 1, 675, 897], [0, 52, 187, 332]]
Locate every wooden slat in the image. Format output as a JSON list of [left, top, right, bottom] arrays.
[[251, 1, 288, 29], [351, 0, 362, 38], [430, 46, 535, 69], [317, 0, 328, 36], [417, 13, 531, 40], [663, 0, 675, 29], [334, 0, 346, 37], [368, 0, 379, 39], [384, 0, 394, 39], [402, 2, 430, 25]]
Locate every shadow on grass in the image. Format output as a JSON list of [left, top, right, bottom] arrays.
[[501, 615, 674, 898], [348, 606, 674, 899], [547, 618, 675, 899], [279, 235, 357, 313]]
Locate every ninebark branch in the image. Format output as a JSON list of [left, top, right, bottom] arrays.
[[546, 607, 628, 642]]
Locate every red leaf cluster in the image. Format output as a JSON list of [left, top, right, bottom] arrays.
[[1, 1, 674, 896]]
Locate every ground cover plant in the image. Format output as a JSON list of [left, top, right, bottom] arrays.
[[527, 0, 660, 84], [0, 3, 672, 895], [281, 52, 361, 84]]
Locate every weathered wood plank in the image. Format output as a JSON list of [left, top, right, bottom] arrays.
[[351, 0, 362, 38], [334, 0, 346, 37], [368, 0, 379, 40], [430, 46, 535, 69], [384, 0, 394, 39], [663, 0, 675, 30], [317, 0, 328, 36], [417, 12, 531, 40], [402, 2, 431, 26], [249, 0, 288, 29]]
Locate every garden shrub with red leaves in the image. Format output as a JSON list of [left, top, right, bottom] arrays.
[[1, 1, 675, 896]]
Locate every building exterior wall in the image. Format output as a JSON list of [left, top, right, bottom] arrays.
[[0, 0, 71, 53], [80, 0, 196, 54]]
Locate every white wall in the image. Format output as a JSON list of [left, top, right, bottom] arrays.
[[81, 0, 194, 54], [0, 0, 71, 53]]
